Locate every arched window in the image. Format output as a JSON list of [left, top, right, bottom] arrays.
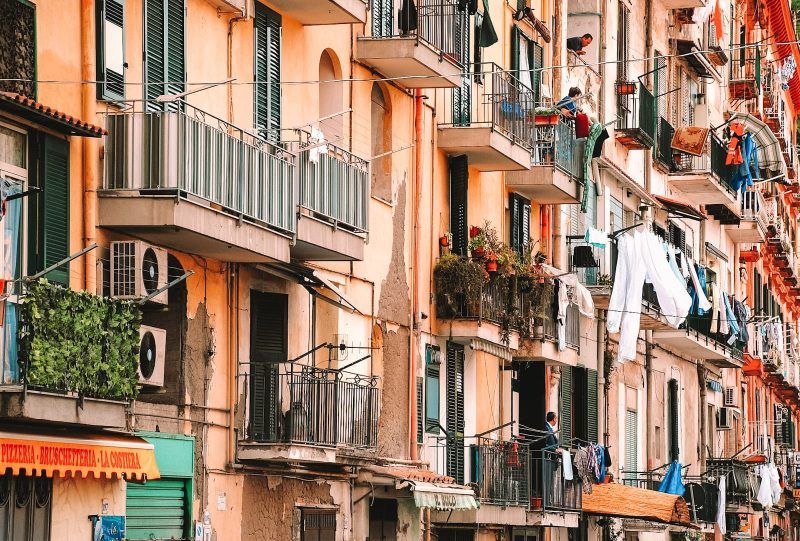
[[318, 50, 343, 142], [370, 84, 392, 201]]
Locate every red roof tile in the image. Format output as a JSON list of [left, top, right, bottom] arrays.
[[363, 465, 456, 484], [0, 92, 106, 136]]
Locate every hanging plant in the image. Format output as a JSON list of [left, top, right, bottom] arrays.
[[434, 253, 488, 318], [18, 279, 142, 400]]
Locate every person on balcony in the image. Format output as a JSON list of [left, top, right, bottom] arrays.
[[567, 34, 593, 56], [545, 411, 559, 449], [556, 87, 582, 119]]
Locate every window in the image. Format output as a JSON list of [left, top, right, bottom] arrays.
[[0, 474, 52, 541], [96, 0, 125, 100], [446, 342, 465, 484], [437, 529, 474, 541], [667, 379, 679, 462], [248, 291, 288, 442], [318, 51, 342, 142], [301, 509, 336, 541], [654, 52, 667, 119], [0, 0, 36, 97], [452, 7, 471, 124], [144, 0, 185, 112], [563, 366, 599, 445], [449, 155, 469, 256], [27, 133, 70, 286], [370, 0, 393, 37], [254, 3, 280, 140], [511, 27, 543, 103], [370, 84, 392, 201], [425, 345, 441, 433], [617, 2, 630, 81], [510, 193, 531, 254]]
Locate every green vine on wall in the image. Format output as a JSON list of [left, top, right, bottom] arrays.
[[18, 279, 142, 400]]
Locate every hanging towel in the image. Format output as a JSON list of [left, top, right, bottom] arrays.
[[308, 127, 327, 164], [672, 126, 710, 157], [574, 447, 593, 493], [687, 259, 712, 314], [584, 228, 609, 248], [658, 461, 686, 496], [562, 449, 574, 481], [398, 0, 418, 33], [557, 279, 569, 351], [758, 467, 774, 507], [576, 113, 590, 138], [478, 0, 498, 46], [603, 446, 612, 468], [724, 294, 740, 345], [582, 123, 604, 207], [666, 244, 684, 283], [717, 475, 727, 534], [572, 245, 599, 268]]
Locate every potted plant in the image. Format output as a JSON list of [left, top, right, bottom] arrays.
[[485, 251, 498, 273], [533, 107, 560, 125], [469, 226, 488, 259], [439, 233, 451, 248], [433, 253, 488, 318], [496, 245, 519, 277]]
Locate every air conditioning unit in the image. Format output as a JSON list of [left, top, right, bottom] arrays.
[[724, 387, 737, 407], [138, 325, 166, 388], [110, 241, 168, 305], [717, 407, 733, 429]]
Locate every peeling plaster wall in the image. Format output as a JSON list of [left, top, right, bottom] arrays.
[[50, 477, 125, 541]]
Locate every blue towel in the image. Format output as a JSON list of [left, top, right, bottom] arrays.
[[658, 461, 686, 496]]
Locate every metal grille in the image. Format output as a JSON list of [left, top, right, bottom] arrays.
[[471, 439, 531, 507], [0, 0, 35, 97], [111, 241, 137, 298]]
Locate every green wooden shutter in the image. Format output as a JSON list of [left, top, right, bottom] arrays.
[[625, 409, 638, 473], [510, 26, 521, 81], [446, 342, 465, 484], [249, 291, 287, 441], [425, 346, 441, 433], [449, 155, 469, 256], [144, 0, 184, 112], [560, 366, 573, 446], [371, 0, 392, 37], [96, 0, 126, 100], [510, 193, 531, 254], [126, 479, 188, 540], [774, 405, 785, 446], [452, 7, 471, 125], [255, 4, 281, 142], [668, 379, 679, 461], [38, 135, 70, 286], [531, 41, 543, 104], [587, 368, 598, 443], [416, 376, 424, 443]]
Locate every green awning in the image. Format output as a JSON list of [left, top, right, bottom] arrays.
[[409, 482, 480, 510]]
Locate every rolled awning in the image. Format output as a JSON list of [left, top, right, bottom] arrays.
[[654, 195, 706, 221], [727, 112, 788, 182], [582, 482, 694, 526], [258, 262, 361, 314], [406, 481, 480, 511], [0, 431, 160, 480]]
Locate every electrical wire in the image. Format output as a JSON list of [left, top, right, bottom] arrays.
[[1, 40, 797, 89]]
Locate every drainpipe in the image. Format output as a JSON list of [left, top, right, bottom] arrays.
[[698, 362, 707, 469], [645, 330, 653, 470], [227, 14, 248, 124], [643, 0, 653, 199], [409, 89, 423, 461], [597, 310, 606, 445], [81, 0, 97, 292]]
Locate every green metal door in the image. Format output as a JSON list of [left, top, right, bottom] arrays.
[[126, 479, 189, 540]]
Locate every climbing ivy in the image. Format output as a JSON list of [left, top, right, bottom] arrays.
[[18, 279, 142, 400]]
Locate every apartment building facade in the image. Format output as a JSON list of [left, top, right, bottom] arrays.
[[1, 0, 800, 540]]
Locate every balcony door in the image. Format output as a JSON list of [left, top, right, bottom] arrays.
[[249, 290, 288, 442], [445, 342, 465, 484]]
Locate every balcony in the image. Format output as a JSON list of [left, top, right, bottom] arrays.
[[239, 362, 380, 464], [729, 46, 760, 101], [653, 314, 744, 367], [727, 189, 768, 244], [265, 0, 367, 24], [435, 277, 522, 349], [506, 118, 583, 204], [528, 449, 582, 526], [356, 0, 464, 88], [436, 63, 534, 171], [665, 129, 739, 213], [516, 305, 581, 367], [100, 105, 294, 263], [615, 82, 656, 150], [288, 130, 369, 261]]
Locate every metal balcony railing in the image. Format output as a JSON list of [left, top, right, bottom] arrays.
[[729, 45, 760, 100], [668, 134, 735, 189], [103, 104, 296, 235], [437, 63, 536, 150], [247, 362, 380, 448], [741, 189, 769, 227], [286, 130, 369, 233], [540, 303, 581, 350], [531, 117, 577, 176], [369, 0, 467, 67], [470, 439, 531, 507], [530, 449, 582, 512], [435, 275, 524, 327]]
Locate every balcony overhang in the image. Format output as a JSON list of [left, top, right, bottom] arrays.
[[431, 505, 528, 526], [265, 0, 367, 24], [438, 126, 531, 171], [293, 210, 365, 261], [237, 441, 338, 464], [652, 329, 743, 367], [355, 37, 462, 88], [506, 165, 581, 204], [725, 220, 766, 244], [99, 193, 291, 263], [515, 338, 579, 367], [441, 321, 520, 351], [668, 173, 738, 209], [526, 510, 581, 527], [0, 388, 127, 430]]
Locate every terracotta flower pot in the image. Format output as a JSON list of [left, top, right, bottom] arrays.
[[615, 81, 636, 95], [486, 260, 498, 273], [534, 114, 559, 125], [472, 247, 486, 260], [439, 236, 449, 247]]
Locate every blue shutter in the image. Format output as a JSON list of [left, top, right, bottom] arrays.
[[255, 4, 281, 142]]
